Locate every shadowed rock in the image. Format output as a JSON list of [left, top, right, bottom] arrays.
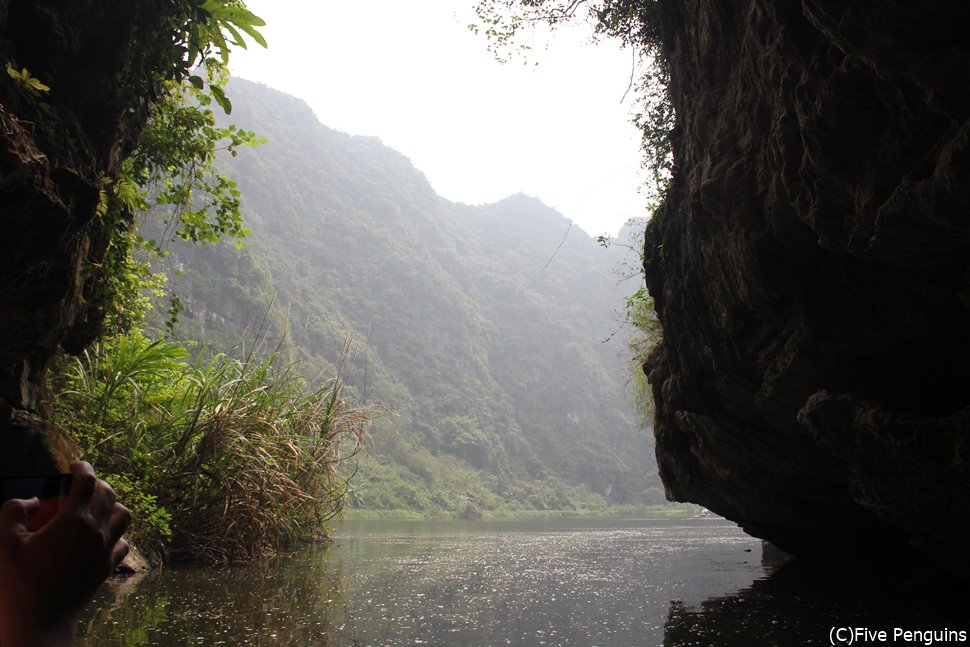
[[645, 0, 970, 574], [0, 2, 172, 469]]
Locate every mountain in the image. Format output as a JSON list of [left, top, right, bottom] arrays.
[[154, 79, 662, 514]]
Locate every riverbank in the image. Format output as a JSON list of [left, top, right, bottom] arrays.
[[343, 503, 703, 520]]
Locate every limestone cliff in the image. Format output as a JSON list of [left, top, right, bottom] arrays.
[[645, 0, 970, 572], [0, 2, 166, 470]]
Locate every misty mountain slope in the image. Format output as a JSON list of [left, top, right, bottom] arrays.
[[162, 79, 662, 511]]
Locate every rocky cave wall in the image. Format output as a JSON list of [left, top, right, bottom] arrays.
[[644, 0, 970, 573]]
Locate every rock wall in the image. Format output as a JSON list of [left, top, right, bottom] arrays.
[[644, 0, 970, 573], [0, 2, 163, 470]]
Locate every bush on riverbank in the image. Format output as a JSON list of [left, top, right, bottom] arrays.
[[52, 332, 369, 562]]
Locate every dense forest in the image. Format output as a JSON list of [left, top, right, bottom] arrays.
[[155, 79, 663, 516]]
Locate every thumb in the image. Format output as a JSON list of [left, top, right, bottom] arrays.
[[0, 497, 41, 530]]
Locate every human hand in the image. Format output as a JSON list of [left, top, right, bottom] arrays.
[[0, 462, 131, 646]]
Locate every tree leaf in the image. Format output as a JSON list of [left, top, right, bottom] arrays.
[[210, 84, 232, 115]]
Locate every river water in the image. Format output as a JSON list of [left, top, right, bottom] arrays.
[[78, 517, 965, 646]]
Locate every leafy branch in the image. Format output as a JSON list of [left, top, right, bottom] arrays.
[[5, 62, 50, 95], [178, 0, 267, 110], [93, 1, 267, 337]]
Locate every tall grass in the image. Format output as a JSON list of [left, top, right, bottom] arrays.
[[52, 332, 368, 563]]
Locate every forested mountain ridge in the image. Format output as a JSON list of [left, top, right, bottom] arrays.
[[158, 79, 662, 513]]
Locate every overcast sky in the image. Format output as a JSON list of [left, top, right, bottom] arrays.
[[228, 0, 648, 238]]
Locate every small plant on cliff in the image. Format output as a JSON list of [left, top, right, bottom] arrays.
[[5, 62, 50, 95], [598, 222, 661, 424], [52, 332, 369, 562]]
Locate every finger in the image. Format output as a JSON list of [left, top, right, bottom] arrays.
[[88, 479, 118, 522], [109, 537, 130, 570], [65, 461, 97, 511], [0, 497, 41, 529], [0, 498, 40, 552], [107, 503, 132, 544]]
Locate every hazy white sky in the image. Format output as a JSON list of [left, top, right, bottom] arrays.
[[228, 0, 648, 238]]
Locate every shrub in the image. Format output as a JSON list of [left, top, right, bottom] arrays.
[[52, 332, 368, 562]]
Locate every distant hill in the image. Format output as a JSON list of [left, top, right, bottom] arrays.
[[153, 78, 663, 514]]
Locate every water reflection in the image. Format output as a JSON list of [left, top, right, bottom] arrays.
[[325, 518, 762, 646], [80, 541, 346, 645], [77, 518, 966, 646], [663, 554, 966, 647], [79, 519, 762, 645]]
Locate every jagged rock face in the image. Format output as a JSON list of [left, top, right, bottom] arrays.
[[0, 1, 160, 469], [644, 0, 970, 572]]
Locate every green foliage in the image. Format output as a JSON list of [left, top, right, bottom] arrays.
[[184, 1, 268, 72], [435, 416, 493, 469], [96, 75, 262, 335], [598, 221, 660, 425], [468, 0, 665, 61], [95, 232, 169, 336], [4, 62, 50, 94], [52, 332, 368, 562], [92, 2, 265, 337], [470, 0, 664, 58], [154, 80, 665, 516], [103, 473, 174, 548], [349, 444, 617, 518], [124, 64, 261, 247], [162, 0, 267, 99], [626, 284, 659, 426], [630, 59, 673, 201]]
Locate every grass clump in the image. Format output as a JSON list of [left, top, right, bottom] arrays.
[[52, 331, 368, 563]]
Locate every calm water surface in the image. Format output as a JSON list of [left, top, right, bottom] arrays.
[[78, 518, 963, 646]]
